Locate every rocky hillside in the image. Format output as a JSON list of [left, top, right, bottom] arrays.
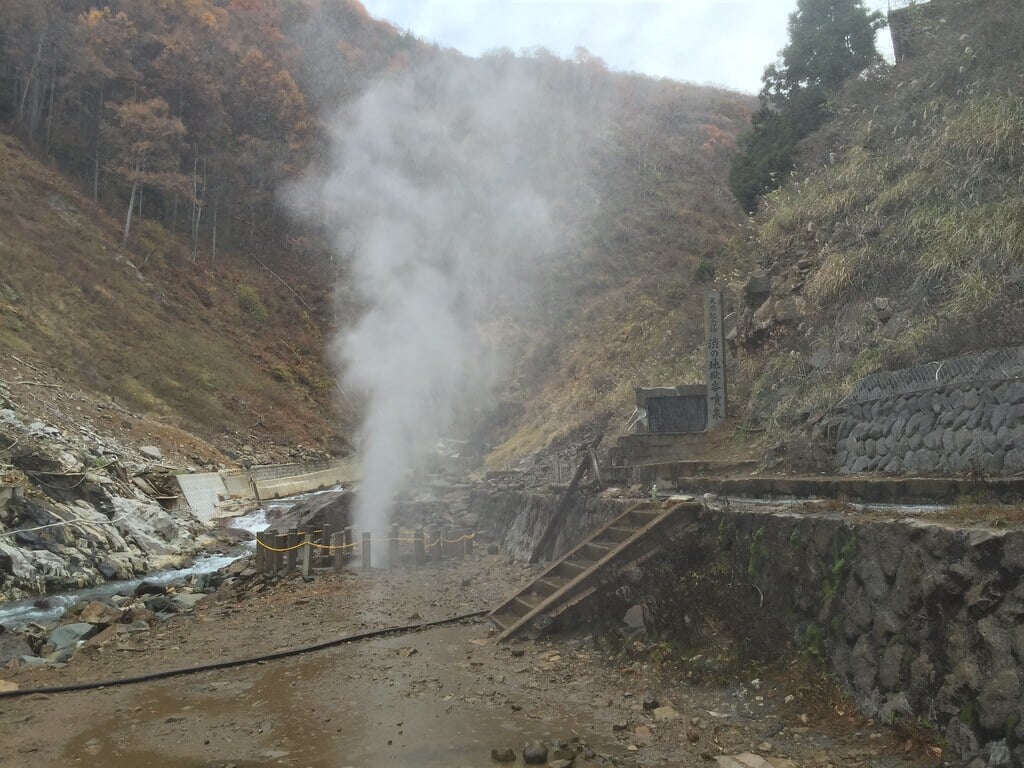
[[732, 0, 1024, 462], [0, 376, 217, 602]]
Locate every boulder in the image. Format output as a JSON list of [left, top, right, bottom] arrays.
[[170, 592, 208, 612], [78, 600, 123, 627], [47, 622, 97, 652], [522, 741, 548, 765], [139, 446, 163, 461]]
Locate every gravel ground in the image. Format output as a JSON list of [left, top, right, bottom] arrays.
[[0, 549, 930, 768]]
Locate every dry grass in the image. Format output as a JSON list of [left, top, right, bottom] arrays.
[[740, 0, 1024, 428], [0, 133, 342, 450]]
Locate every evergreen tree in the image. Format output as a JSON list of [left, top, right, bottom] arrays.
[[729, 0, 885, 213]]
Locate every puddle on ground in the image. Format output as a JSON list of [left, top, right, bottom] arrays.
[[63, 626, 613, 767]]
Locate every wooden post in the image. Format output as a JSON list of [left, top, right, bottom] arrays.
[[254, 532, 264, 572], [321, 523, 332, 567], [285, 528, 299, 573], [430, 527, 441, 564], [530, 434, 603, 564], [332, 532, 344, 572], [465, 531, 473, 556], [362, 532, 371, 570], [441, 526, 449, 560], [457, 529, 465, 560], [414, 527, 426, 567], [273, 533, 286, 572], [302, 532, 313, 578], [389, 523, 400, 568]]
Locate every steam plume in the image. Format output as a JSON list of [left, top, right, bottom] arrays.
[[291, 56, 583, 545]]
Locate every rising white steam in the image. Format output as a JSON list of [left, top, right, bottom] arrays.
[[290, 56, 583, 545]]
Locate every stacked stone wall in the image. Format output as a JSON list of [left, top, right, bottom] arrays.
[[831, 379, 1024, 475], [474, 489, 1024, 764]]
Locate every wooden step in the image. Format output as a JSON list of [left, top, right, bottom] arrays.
[[533, 577, 567, 597], [595, 526, 636, 544], [580, 542, 613, 560], [555, 561, 587, 579]]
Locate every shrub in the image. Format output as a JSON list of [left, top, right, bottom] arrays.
[[236, 284, 268, 322]]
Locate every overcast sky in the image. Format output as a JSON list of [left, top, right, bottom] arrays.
[[360, 0, 895, 94]]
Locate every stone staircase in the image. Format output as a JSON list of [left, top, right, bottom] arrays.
[[489, 500, 700, 641]]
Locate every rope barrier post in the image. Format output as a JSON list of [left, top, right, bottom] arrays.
[[389, 523, 400, 568], [362, 532, 371, 570], [321, 523, 333, 567], [414, 527, 425, 567], [302, 531, 313, 579], [465, 531, 473, 556], [457, 529, 465, 560], [441, 526, 449, 560], [286, 527, 299, 573], [332, 532, 344, 572], [255, 532, 265, 572], [344, 526, 353, 562], [430, 527, 441, 565], [273, 533, 286, 572]]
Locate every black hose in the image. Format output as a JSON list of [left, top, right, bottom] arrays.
[[0, 608, 488, 699]]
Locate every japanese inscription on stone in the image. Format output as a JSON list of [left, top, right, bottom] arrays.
[[704, 290, 727, 428]]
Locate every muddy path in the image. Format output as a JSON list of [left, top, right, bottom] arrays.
[[0, 551, 927, 767]]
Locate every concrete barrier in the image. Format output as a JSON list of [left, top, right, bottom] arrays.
[[220, 470, 255, 498], [175, 459, 359, 519], [252, 462, 358, 501], [175, 473, 230, 522]]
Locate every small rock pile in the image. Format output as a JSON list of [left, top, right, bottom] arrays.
[[490, 736, 616, 766], [2, 572, 220, 669]]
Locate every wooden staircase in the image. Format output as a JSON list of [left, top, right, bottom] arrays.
[[489, 500, 700, 641]]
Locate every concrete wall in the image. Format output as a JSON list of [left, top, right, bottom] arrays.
[[220, 470, 255, 498], [252, 462, 358, 501], [175, 473, 230, 522], [829, 379, 1024, 475], [175, 459, 358, 519]]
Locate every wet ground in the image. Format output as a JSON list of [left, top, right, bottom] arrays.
[[0, 550, 928, 768]]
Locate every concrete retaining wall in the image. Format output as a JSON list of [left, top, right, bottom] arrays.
[[175, 473, 230, 522], [252, 463, 357, 501], [175, 459, 358, 519], [220, 470, 255, 498], [828, 379, 1024, 476]]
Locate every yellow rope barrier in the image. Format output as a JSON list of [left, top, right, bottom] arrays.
[[255, 532, 476, 553]]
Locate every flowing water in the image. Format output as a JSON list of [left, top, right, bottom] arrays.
[[0, 486, 345, 629]]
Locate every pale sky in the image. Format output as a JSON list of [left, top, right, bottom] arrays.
[[360, 0, 896, 94]]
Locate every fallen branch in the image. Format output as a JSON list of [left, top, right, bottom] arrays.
[[11, 355, 47, 375], [10, 381, 59, 388]]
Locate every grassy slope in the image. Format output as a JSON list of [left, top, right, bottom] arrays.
[[491, 83, 756, 463], [736, 0, 1024, 437], [0, 132, 342, 455]]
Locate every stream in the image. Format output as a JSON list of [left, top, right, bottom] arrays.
[[0, 487, 343, 630]]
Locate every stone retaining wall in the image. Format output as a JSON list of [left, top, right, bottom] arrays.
[[692, 506, 1024, 767], [830, 379, 1024, 475], [474, 489, 1024, 764]]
